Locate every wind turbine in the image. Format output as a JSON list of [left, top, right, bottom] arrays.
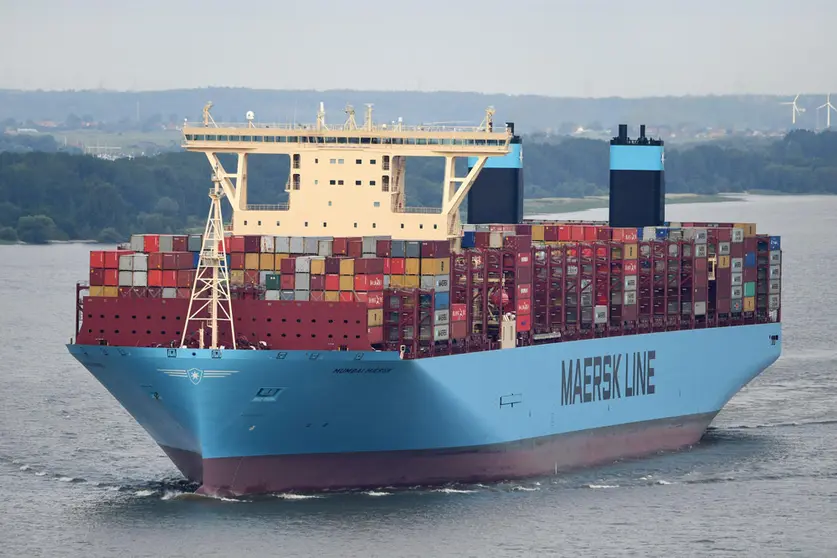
[[780, 94, 806, 125], [817, 93, 836, 129]]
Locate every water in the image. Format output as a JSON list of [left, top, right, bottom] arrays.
[[1, 194, 836, 557]]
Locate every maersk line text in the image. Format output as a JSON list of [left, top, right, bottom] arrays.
[[560, 351, 656, 406]]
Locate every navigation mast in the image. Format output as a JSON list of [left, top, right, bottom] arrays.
[[181, 176, 236, 350]]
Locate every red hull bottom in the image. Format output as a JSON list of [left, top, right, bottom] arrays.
[[162, 412, 717, 497]]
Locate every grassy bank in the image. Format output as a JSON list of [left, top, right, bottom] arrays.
[[524, 193, 742, 216]]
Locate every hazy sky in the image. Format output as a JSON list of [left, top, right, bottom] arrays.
[[1, 0, 835, 97]]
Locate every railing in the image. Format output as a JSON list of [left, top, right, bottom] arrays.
[[244, 203, 289, 211], [184, 121, 511, 135], [398, 206, 443, 214]]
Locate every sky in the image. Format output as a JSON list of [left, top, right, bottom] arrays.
[[1, 0, 835, 98]]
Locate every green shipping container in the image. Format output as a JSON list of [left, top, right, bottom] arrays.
[[744, 281, 756, 297], [265, 273, 281, 291]]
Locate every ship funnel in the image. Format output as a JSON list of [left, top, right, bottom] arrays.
[[466, 130, 524, 225], [608, 124, 665, 228]]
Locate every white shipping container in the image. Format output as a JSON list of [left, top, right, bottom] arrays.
[[769, 265, 781, 279], [434, 275, 450, 292], [624, 275, 637, 291], [318, 240, 333, 257], [668, 221, 682, 228], [769, 279, 781, 294], [294, 272, 310, 288], [718, 242, 731, 256], [694, 244, 708, 258], [420, 276, 435, 289], [159, 235, 174, 253], [265, 290, 282, 300], [624, 291, 637, 305], [187, 234, 202, 252], [731, 285, 743, 299], [362, 236, 379, 254], [434, 310, 450, 325], [260, 235, 275, 253], [130, 235, 144, 252], [769, 250, 781, 265], [383, 275, 390, 288], [280, 290, 295, 301], [433, 324, 450, 341], [731, 299, 743, 313], [295, 256, 311, 273], [489, 232, 504, 248], [642, 226, 656, 241], [694, 301, 707, 316], [732, 228, 744, 243], [732, 272, 743, 286], [768, 294, 781, 310], [731, 258, 744, 271], [294, 290, 310, 301], [132, 253, 148, 272], [667, 243, 679, 257], [118, 254, 133, 271], [289, 237, 304, 254], [304, 237, 320, 254], [162, 287, 178, 299], [685, 228, 708, 243], [133, 271, 148, 287], [594, 305, 608, 324], [118, 271, 133, 287], [275, 236, 291, 253], [259, 271, 271, 285]]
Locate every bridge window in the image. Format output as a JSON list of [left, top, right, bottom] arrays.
[[401, 224, 405, 228], [372, 223, 377, 228], [257, 221, 262, 226], [330, 158, 336, 164], [323, 222, 327, 227], [314, 180, 319, 185], [330, 180, 336, 185], [276, 221, 280, 226], [304, 221, 308, 227], [356, 159, 362, 164], [244, 220, 248, 225], [354, 223, 358, 228], [338, 159, 344, 164], [373, 202, 380, 207], [355, 180, 362, 186], [370, 159, 377, 165], [370, 180, 376, 186], [328, 201, 332, 206], [338, 180, 344, 185], [420, 224, 424, 229]]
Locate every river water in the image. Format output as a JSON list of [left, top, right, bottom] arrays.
[[1, 195, 835, 557]]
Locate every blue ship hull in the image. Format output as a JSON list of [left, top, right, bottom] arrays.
[[67, 323, 781, 495]]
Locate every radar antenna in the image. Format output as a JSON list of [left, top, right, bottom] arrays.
[[480, 106, 495, 132], [181, 176, 236, 350], [344, 104, 358, 130], [202, 101, 217, 128]]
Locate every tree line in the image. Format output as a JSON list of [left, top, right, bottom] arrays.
[[0, 130, 835, 243]]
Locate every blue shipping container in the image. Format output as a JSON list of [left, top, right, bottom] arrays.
[[656, 228, 669, 240], [769, 236, 781, 250], [744, 252, 757, 268], [435, 291, 450, 310], [462, 231, 476, 249]]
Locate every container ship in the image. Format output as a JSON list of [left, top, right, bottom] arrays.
[[67, 103, 783, 497]]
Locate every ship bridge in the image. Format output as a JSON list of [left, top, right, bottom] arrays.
[[181, 103, 514, 240]]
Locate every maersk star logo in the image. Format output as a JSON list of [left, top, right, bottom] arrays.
[[158, 368, 239, 385]]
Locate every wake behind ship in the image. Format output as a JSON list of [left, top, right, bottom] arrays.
[[67, 104, 782, 496]]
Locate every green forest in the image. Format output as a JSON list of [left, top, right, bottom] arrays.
[[0, 130, 835, 243]]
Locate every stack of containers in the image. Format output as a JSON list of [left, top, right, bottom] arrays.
[[768, 235, 781, 313], [687, 228, 709, 317], [713, 227, 732, 314], [730, 225, 745, 313]]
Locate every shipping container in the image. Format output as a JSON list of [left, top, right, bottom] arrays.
[[339, 259, 355, 276]]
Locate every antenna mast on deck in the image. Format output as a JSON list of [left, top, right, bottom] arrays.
[[181, 177, 236, 350]]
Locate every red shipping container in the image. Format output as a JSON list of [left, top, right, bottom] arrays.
[[104, 269, 118, 286], [376, 239, 392, 257], [474, 232, 491, 248], [355, 258, 385, 274], [694, 287, 708, 301], [325, 274, 340, 290], [348, 240, 363, 258], [89, 268, 105, 286], [743, 237, 757, 252], [148, 270, 163, 287], [450, 303, 467, 322], [383, 258, 391, 275], [695, 258, 707, 272], [596, 226, 612, 241], [230, 253, 246, 270], [310, 275, 325, 290], [163, 252, 179, 270], [339, 291, 354, 302], [143, 235, 160, 253], [717, 298, 731, 313], [178, 252, 194, 269], [333, 238, 348, 256], [355, 274, 384, 291], [623, 260, 638, 274], [177, 270, 195, 288], [623, 305, 638, 320], [515, 224, 533, 236], [743, 267, 757, 282], [569, 225, 585, 241], [517, 298, 531, 315], [541, 225, 557, 242], [390, 258, 406, 275], [280, 257, 297, 274], [356, 291, 384, 308], [162, 271, 178, 288], [451, 320, 468, 339], [504, 235, 532, 253], [177, 288, 191, 299], [244, 270, 259, 285], [324, 257, 342, 274], [244, 235, 261, 253], [89, 251, 105, 269], [172, 236, 188, 251], [309, 291, 325, 302], [230, 236, 246, 253], [281, 275, 295, 289], [516, 266, 532, 283], [421, 240, 450, 258], [583, 226, 598, 241], [368, 326, 384, 344], [516, 313, 531, 332], [730, 242, 745, 257], [556, 225, 570, 241], [148, 252, 164, 270], [105, 250, 131, 269], [694, 273, 708, 288], [516, 283, 531, 300], [711, 227, 732, 242]]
